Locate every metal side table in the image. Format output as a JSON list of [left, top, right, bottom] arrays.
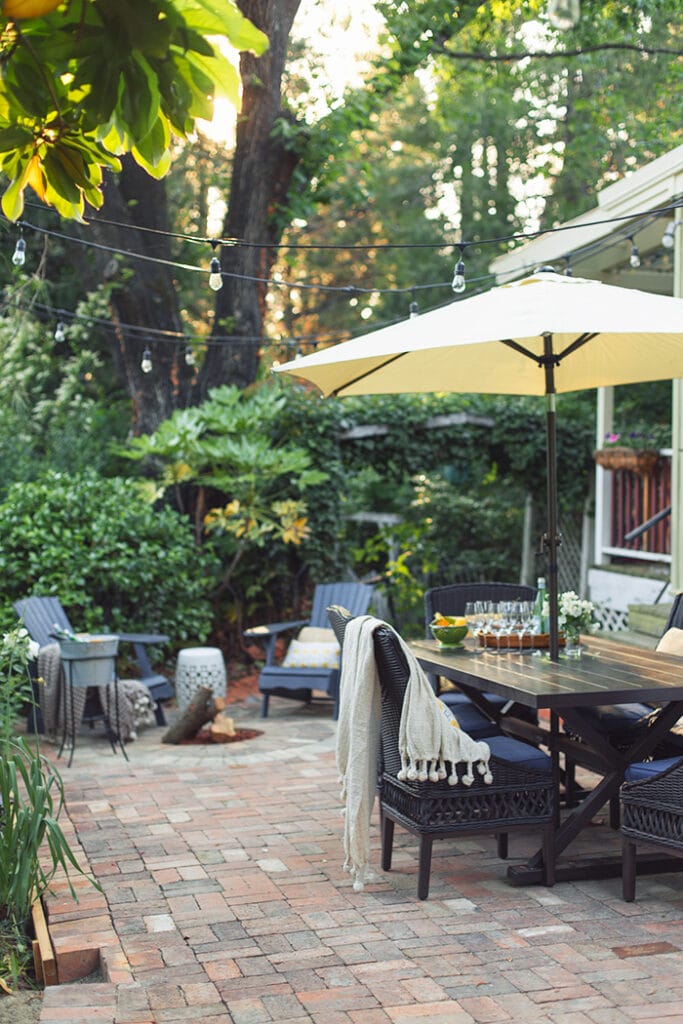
[[57, 634, 128, 766]]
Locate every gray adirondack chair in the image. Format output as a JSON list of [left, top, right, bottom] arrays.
[[244, 581, 374, 719], [14, 595, 174, 727]]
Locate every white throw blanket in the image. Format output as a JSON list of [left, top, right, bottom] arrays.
[[336, 615, 492, 891]]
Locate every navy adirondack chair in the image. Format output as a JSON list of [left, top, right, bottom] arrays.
[[244, 581, 374, 719], [14, 595, 174, 726]]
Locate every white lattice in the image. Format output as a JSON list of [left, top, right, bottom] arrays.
[[593, 604, 629, 633]]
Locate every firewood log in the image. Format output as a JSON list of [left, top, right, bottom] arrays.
[[162, 685, 216, 743]]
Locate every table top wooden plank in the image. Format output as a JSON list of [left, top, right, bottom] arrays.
[[409, 634, 683, 709]]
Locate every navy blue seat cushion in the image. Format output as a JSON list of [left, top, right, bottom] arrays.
[[564, 703, 653, 737], [624, 756, 683, 783], [439, 694, 500, 739], [487, 734, 551, 773], [439, 689, 507, 709]]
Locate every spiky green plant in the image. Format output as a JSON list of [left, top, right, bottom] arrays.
[[0, 628, 100, 989]]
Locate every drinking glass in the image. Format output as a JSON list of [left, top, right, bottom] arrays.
[[516, 600, 533, 654], [465, 601, 486, 653], [498, 601, 516, 653]]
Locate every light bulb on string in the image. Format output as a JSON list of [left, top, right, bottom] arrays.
[[141, 347, 153, 374], [12, 236, 26, 267], [409, 299, 419, 319], [548, 0, 580, 29], [451, 248, 466, 294], [53, 320, 66, 343], [563, 257, 573, 277], [209, 255, 223, 291], [629, 239, 641, 269], [662, 221, 678, 250], [184, 345, 196, 367]]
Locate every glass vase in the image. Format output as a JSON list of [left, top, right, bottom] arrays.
[[564, 625, 582, 657]]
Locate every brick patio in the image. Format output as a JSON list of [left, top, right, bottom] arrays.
[[37, 694, 683, 1024]]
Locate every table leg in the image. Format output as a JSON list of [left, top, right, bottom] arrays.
[[508, 699, 683, 884]]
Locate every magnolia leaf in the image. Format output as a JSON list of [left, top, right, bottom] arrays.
[[119, 54, 161, 142], [0, 125, 35, 150], [43, 150, 83, 202], [25, 153, 46, 200], [182, 0, 269, 54], [1, 154, 32, 220], [188, 49, 241, 107], [131, 113, 171, 176]]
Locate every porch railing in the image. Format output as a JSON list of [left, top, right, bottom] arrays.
[[605, 453, 671, 561]]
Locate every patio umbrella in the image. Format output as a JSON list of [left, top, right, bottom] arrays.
[[274, 270, 683, 659]]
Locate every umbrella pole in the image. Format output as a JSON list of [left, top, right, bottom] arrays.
[[543, 336, 560, 662]]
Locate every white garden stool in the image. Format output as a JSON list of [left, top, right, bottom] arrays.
[[175, 647, 227, 713]]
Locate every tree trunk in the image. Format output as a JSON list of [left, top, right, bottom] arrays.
[[195, 0, 303, 400], [89, 158, 194, 435]]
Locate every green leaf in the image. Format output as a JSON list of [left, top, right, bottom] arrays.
[[1, 157, 31, 222], [119, 54, 161, 142], [43, 150, 83, 203], [180, 0, 269, 54], [132, 111, 170, 168], [0, 126, 34, 152]]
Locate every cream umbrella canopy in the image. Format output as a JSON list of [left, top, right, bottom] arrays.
[[275, 270, 683, 659]]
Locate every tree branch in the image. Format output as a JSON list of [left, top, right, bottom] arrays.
[[435, 42, 683, 62]]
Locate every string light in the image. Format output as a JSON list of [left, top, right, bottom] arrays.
[[451, 247, 466, 294], [12, 235, 26, 267], [409, 300, 419, 318], [141, 347, 153, 373], [208, 255, 223, 291], [662, 220, 680, 249], [563, 256, 573, 277], [629, 238, 641, 268], [184, 345, 196, 366], [53, 319, 66, 343]]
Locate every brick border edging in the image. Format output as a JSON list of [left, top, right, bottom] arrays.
[[39, 804, 132, 987]]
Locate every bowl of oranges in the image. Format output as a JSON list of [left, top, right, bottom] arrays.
[[430, 613, 468, 649]]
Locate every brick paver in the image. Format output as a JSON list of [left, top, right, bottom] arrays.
[[36, 694, 683, 1024]]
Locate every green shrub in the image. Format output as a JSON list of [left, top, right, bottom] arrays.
[[0, 472, 215, 643]]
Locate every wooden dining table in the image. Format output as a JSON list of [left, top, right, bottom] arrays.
[[409, 633, 683, 884]]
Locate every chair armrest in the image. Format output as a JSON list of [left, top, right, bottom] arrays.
[[243, 619, 310, 666], [243, 619, 309, 638], [116, 632, 170, 645], [116, 634, 170, 684]]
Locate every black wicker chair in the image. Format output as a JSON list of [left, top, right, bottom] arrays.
[[564, 593, 683, 808], [424, 582, 537, 628], [621, 755, 683, 901], [328, 605, 555, 900]]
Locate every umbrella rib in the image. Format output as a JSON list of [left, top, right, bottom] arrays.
[[501, 338, 541, 363], [332, 352, 406, 395], [558, 332, 599, 360]]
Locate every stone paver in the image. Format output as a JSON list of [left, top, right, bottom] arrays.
[[36, 694, 683, 1024]]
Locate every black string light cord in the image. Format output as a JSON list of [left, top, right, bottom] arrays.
[[2, 198, 681, 359]]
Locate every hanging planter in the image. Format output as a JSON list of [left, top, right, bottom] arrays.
[[593, 446, 660, 475]]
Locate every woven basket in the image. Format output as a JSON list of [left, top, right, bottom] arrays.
[[478, 632, 566, 649], [593, 447, 659, 475]]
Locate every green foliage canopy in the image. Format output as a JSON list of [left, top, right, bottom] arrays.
[[0, 0, 268, 220], [0, 471, 215, 641]]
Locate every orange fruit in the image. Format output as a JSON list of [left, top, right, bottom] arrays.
[[3, 0, 62, 19]]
